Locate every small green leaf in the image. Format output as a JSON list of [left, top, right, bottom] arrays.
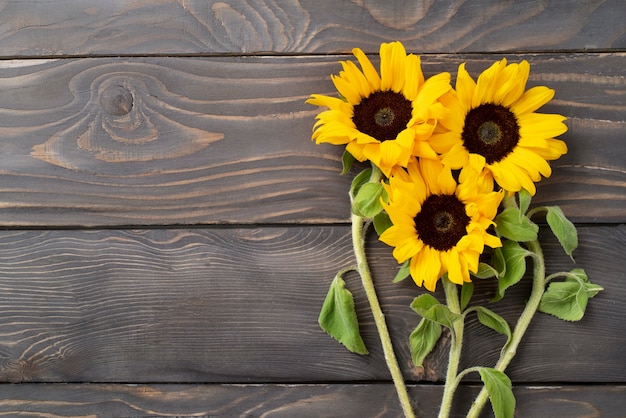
[[341, 150, 356, 175], [518, 188, 532, 216], [409, 318, 442, 367], [493, 241, 532, 302], [545, 206, 578, 259], [350, 168, 372, 200], [495, 207, 539, 242], [373, 211, 393, 236], [410, 294, 441, 312], [352, 182, 384, 218], [392, 260, 411, 283], [318, 275, 368, 354], [460, 282, 474, 311], [473, 262, 499, 279], [569, 268, 589, 282], [411, 295, 462, 331], [478, 368, 516, 418], [474, 307, 512, 347], [538, 274, 603, 322], [567, 269, 604, 297]]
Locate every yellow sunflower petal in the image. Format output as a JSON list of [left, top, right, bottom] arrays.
[[419, 158, 444, 194], [484, 232, 502, 249], [456, 63, 476, 109], [413, 137, 439, 159], [509, 146, 553, 179], [409, 255, 425, 288], [411, 72, 452, 120], [473, 59, 506, 108], [498, 60, 530, 107], [492, 61, 522, 104], [511, 86, 555, 115], [352, 47, 381, 91], [393, 235, 424, 263], [441, 143, 470, 169], [380, 42, 407, 92], [345, 141, 367, 161], [446, 248, 465, 285], [403, 54, 423, 100], [491, 158, 537, 195], [413, 246, 442, 292], [331, 74, 363, 105], [340, 60, 371, 99], [518, 112, 568, 139], [429, 130, 461, 154], [528, 138, 568, 160]]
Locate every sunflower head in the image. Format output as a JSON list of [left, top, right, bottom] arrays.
[[380, 157, 503, 291], [430, 59, 568, 195], [307, 42, 451, 177]]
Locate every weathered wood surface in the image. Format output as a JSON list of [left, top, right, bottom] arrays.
[[0, 383, 624, 418], [1, 0, 624, 416], [0, 0, 624, 56], [0, 53, 624, 226], [0, 226, 622, 384]]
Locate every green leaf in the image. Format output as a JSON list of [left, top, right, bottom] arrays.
[[410, 295, 462, 331], [352, 182, 384, 218], [493, 241, 532, 302], [373, 211, 393, 236], [474, 307, 512, 347], [410, 294, 441, 312], [318, 275, 368, 354], [518, 188, 532, 216], [492, 247, 507, 278], [341, 150, 356, 175], [545, 206, 578, 259], [495, 207, 539, 242], [538, 274, 603, 322], [460, 282, 474, 311], [472, 262, 499, 279], [567, 269, 603, 297], [409, 318, 442, 367], [349, 168, 372, 200], [478, 368, 516, 418], [392, 260, 411, 283]]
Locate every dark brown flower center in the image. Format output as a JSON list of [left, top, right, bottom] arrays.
[[461, 103, 520, 164], [415, 194, 470, 251], [352, 91, 412, 142]]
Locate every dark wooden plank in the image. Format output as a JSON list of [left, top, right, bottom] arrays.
[[0, 383, 624, 418], [0, 0, 624, 56], [0, 53, 624, 226], [0, 225, 623, 384]]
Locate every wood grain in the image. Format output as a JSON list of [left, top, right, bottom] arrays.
[[0, 0, 624, 56], [0, 225, 622, 384], [0, 0, 623, 414], [0, 383, 624, 418], [0, 53, 624, 226]]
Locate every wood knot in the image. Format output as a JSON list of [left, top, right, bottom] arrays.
[[100, 84, 134, 116], [30, 66, 225, 171]]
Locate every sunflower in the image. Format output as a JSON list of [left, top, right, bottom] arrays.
[[429, 58, 567, 195], [307, 42, 451, 177], [379, 156, 503, 291]]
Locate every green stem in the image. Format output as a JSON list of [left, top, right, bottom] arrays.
[[438, 277, 465, 418], [351, 212, 415, 418], [466, 238, 546, 418]]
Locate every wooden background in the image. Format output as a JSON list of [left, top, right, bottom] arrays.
[[0, 1, 624, 416]]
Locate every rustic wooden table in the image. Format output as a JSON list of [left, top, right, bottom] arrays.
[[0, 1, 624, 417]]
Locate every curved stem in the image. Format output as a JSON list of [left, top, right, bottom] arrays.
[[466, 238, 546, 418], [351, 212, 415, 418], [438, 277, 465, 418]]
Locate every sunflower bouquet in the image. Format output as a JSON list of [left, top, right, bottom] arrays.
[[308, 42, 602, 418]]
